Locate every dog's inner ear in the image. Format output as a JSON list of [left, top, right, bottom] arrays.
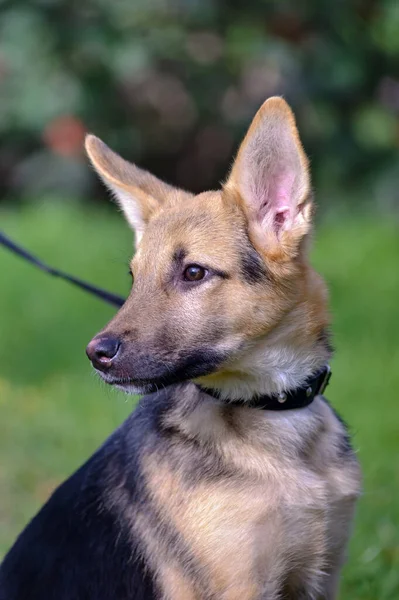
[[85, 135, 190, 245], [226, 97, 312, 251]]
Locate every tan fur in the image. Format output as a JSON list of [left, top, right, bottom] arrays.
[[145, 390, 360, 599], [157, 565, 199, 600], [86, 97, 361, 599]]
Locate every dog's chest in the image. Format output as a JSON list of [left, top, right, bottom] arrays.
[[142, 399, 360, 599], [145, 451, 336, 599]]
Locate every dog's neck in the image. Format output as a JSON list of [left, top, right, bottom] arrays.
[[195, 313, 332, 403]]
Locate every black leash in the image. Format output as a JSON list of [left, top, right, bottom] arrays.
[[0, 231, 125, 308]]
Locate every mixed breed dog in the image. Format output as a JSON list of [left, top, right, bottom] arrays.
[[0, 97, 361, 599]]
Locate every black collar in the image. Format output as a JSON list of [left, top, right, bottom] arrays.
[[197, 366, 331, 411]]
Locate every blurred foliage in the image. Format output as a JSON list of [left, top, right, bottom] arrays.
[[0, 0, 398, 208]]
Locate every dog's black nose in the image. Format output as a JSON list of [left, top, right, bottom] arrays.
[[86, 336, 120, 371]]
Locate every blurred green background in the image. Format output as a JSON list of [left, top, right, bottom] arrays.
[[1, 1, 399, 598], [0, 0, 399, 206]]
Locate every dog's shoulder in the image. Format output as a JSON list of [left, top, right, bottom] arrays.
[[306, 396, 362, 502], [317, 397, 357, 461], [0, 386, 176, 600]]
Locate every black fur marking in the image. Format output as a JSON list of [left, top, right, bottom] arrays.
[[120, 466, 215, 597], [161, 347, 229, 384], [160, 423, 240, 486], [337, 430, 355, 458], [280, 584, 309, 600], [322, 399, 355, 458], [0, 415, 159, 600], [318, 327, 335, 355], [113, 347, 231, 394], [212, 268, 230, 280], [172, 247, 187, 265], [219, 406, 243, 438], [123, 388, 220, 597], [240, 243, 269, 284], [0, 389, 221, 600], [153, 387, 242, 486]]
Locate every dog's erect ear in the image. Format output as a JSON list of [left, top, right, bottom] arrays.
[[225, 97, 312, 256], [85, 135, 190, 245]]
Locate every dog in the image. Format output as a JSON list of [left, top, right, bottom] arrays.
[[0, 97, 361, 600]]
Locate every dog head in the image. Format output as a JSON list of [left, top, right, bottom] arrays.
[[85, 97, 329, 396]]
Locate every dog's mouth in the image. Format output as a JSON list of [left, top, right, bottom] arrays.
[[96, 371, 166, 394], [93, 346, 234, 395]]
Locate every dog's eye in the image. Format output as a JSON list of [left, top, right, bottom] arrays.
[[183, 265, 207, 282]]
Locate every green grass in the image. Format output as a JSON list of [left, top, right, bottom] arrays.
[[1, 202, 399, 598]]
